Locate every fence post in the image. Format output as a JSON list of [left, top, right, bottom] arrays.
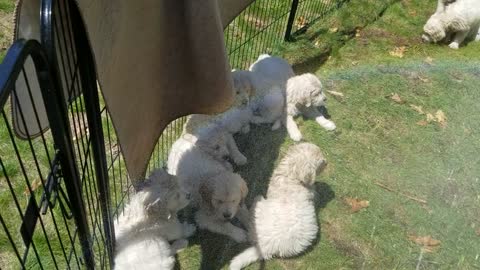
[[285, 0, 300, 41]]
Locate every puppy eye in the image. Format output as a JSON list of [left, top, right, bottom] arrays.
[[214, 145, 220, 150], [236, 91, 240, 95]]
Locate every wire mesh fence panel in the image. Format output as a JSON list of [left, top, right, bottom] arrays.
[[224, 0, 292, 69], [291, 0, 340, 34]]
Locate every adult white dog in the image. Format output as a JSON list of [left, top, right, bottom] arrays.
[[423, 0, 480, 49], [167, 126, 250, 242], [114, 169, 196, 270], [229, 143, 327, 270]]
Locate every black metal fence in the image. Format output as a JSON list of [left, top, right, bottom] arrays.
[[0, 0, 346, 269]]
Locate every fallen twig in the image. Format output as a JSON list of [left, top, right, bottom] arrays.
[[374, 181, 427, 204]]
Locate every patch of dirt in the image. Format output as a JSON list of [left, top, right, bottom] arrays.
[[357, 27, 421, 46], [323, 218, 376, 268], [0, 10, 14, 52]]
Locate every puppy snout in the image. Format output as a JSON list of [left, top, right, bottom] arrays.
[[242, 99, 248, 106], [185, 193, 191, 200], [223, 212, 233, 220], [421, 34, 430, 43]]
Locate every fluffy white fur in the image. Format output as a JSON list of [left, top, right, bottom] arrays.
[[248, 54, 295, 95], [229, 143, 327, 270], [114, 169, 196, 270], [240, 55, 335, 140], [246, 54, 293, 130], [423, 0, 480, 49], [283, 73, 336, 141], [167, 127, 250, 242]]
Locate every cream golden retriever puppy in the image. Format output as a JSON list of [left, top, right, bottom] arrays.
[[184, 172, 250, 243], [282, 73, 336, 141], [183, 69, 254, 135], [422, 0, 480, 49], [245, 55, 335, 140], [229, 143, 327, 270], [114, 169, 196, 270], [167, 126, 250, 242], [251, 73, 336, 141]]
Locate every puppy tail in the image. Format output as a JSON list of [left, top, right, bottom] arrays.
[[257, 54, 271, 61], [229, 246, 261, 270]]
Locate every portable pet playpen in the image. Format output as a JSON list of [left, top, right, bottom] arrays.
[[0, 0, 346, 268]]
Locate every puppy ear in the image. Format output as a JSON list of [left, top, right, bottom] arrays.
[[303, 94, 312, 107], [145, 198, 171, 220], [446, 16, 469, 32], [199, 181, 214, 211], [239, 177, 249, 203]]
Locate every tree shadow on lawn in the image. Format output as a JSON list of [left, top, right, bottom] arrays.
[[179, 125, 335, 269]]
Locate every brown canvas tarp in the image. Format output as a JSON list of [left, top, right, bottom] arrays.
[[13, 0, 254, 180]]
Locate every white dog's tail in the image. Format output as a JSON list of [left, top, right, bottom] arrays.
[[257, 54, 271, 61], [229, 246, 262, 270]]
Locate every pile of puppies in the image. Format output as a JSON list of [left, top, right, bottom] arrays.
[[114, 54, 334, 270], [422, 0, 480, 49]]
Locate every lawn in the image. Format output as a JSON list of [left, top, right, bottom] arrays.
[[177, 0, 480, 269]]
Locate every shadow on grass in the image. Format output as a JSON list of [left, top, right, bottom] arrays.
[[176, 124, 336, 269], [196, 125, 286, 270]]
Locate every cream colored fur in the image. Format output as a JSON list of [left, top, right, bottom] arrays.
[[229, 143, 327, 270], [423, 0, 480, 49], [167, 127, 250, 242], [114, 169, 196, 270]]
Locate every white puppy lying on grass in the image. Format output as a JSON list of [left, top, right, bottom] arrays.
[[246, 54, 336, 141], [114, 169, 196, 270], [229, 143, 327, 270], [168, 126, 250, 242], [423, 0, 480, 49]]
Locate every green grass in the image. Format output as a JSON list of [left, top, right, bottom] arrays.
[[176, 0, 480, 269]]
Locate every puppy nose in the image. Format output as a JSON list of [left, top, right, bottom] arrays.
[[185, 193, 191, 200], [223, 212, 232, 219]]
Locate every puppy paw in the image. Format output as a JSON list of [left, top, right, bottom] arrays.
[[241, 124, 250, 134], [222, 161, 234, 171], [182, 222, 197, 238], [289, 131, 302, 141], [234, 154, 248, 166], [448, 42, 459, 49], [320, 120, 336, 131], [271, 119, 282, 130], [171, 239, 189, 253], [230, 228, 248, 243]]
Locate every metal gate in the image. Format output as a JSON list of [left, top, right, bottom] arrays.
[[1, 0, 118, 268]]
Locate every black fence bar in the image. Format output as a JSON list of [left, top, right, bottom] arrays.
[[70, 0, 115, 265], [285, 0, 300, 41]]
